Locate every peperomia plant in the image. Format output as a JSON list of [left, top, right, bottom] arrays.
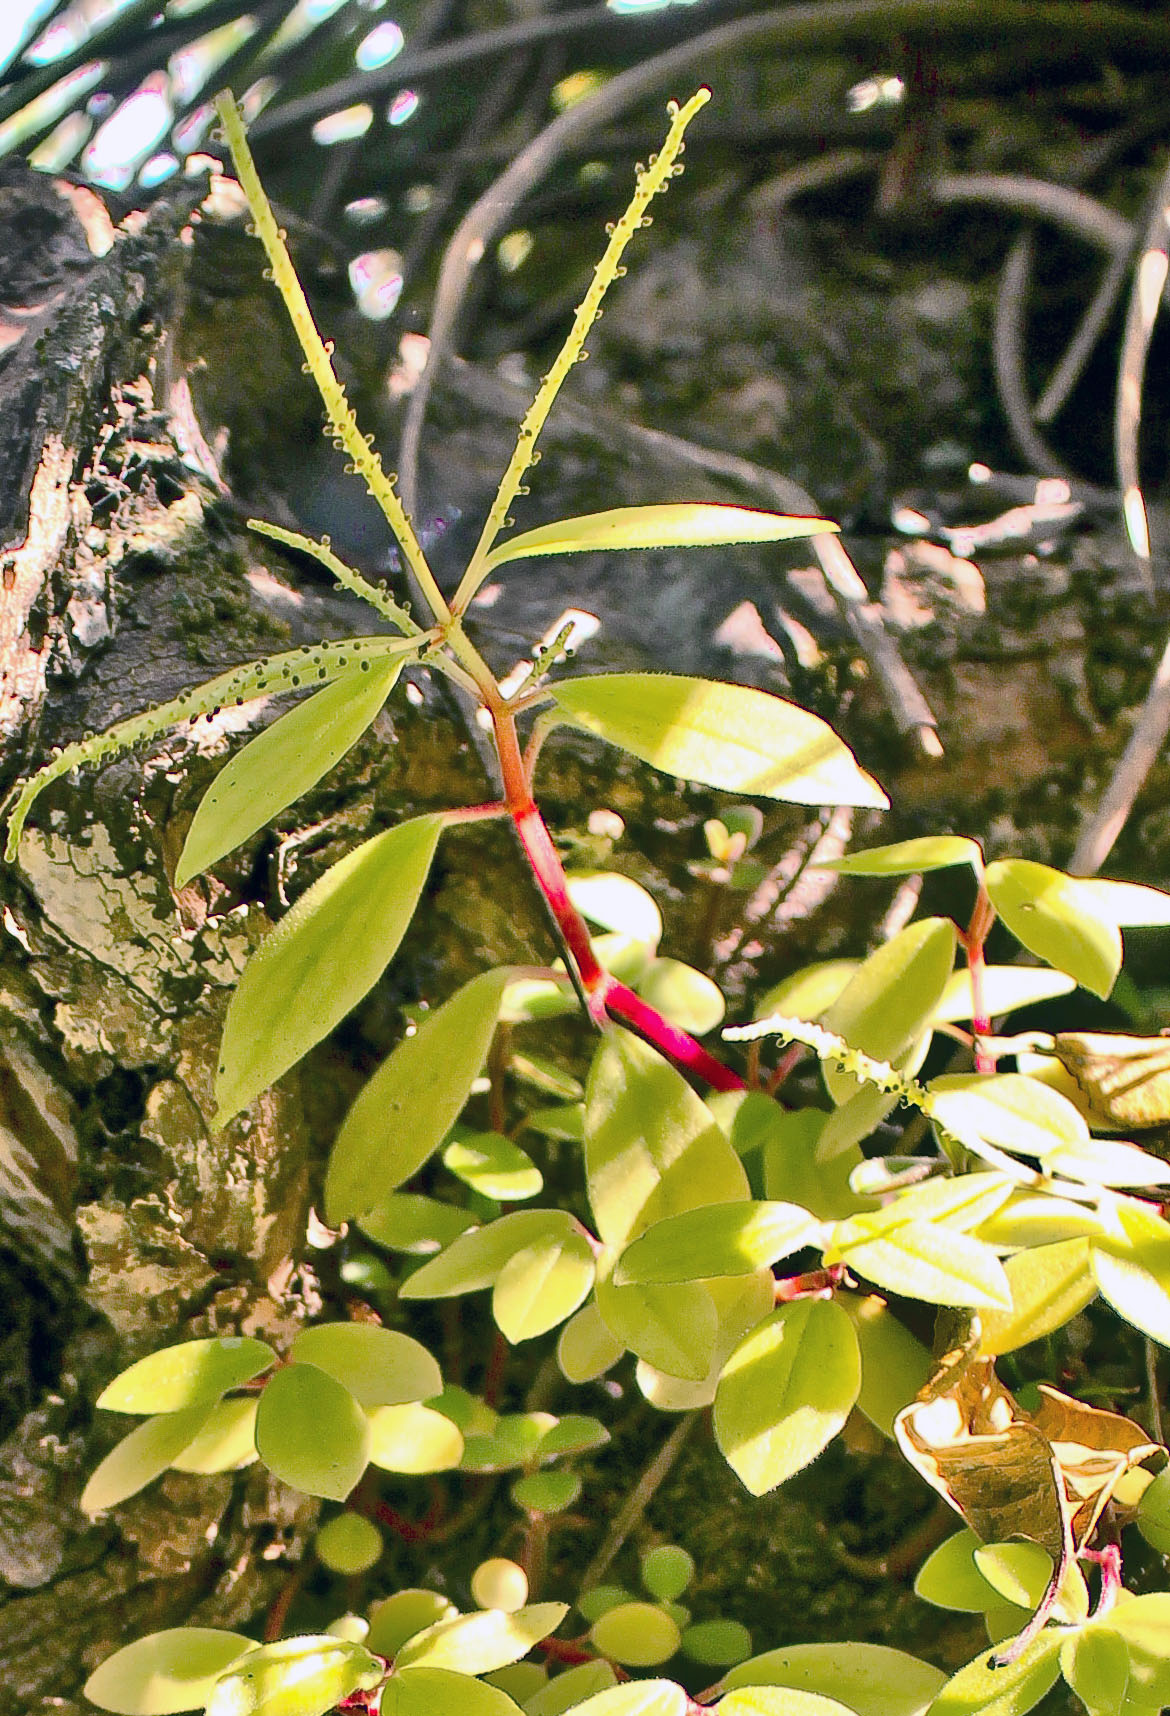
[[11, 84, 1170, 1716]]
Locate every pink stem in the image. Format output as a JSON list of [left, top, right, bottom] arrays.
[[604, 980, 745, 1092]]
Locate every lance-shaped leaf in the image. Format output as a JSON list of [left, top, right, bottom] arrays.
[[932, 966, 1076, 1024], [615, 1201, 821, 1285], [713, 1298, 860, 1494], [204, 1637, 383, 1716], [565, 1683, 688, 1716], [819, 836, 982, 877], [843, 1295, 933, 1438], [401, 1210, 583, 1300], [1080, 876, 1170, 925], [716, 1692, 858, 1716], [722, 1647, 944, 1716], [482, 504, 837, 572], [395, 1604, 568, 1674], [255, 1362, 370, 1500], [925, 1633, 1062, 1716], [1091, 1194, 1170, 1345], [290, 1324, 441, 1407], [169, 1397, 259, 1475], [97, 1336, 275, 1414], [492, 1228, 596, 1342], [977, 1240, 1097, 1357], [443, 1131, 543, 1201], [821, 917, 955, 1105], [81, 1404, 216, 1515], [383, 1668, 525, 1716], [84, 1629, 255, 1715], [549, 675, 887, 808], [927, 1074, 1089, 1164], [826, 1175, 1014, 1311], [325, 966, 508, 1223], [216, 813, 443, 1122], [985, 858, 1121, 999], [175, 653, 407, 886]]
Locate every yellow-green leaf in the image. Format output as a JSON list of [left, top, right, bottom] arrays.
[[82, 1404, 215, 1516], [985, 858, 1121, 999], [366, 1403, 465, 1472], [290, 1324, 441, 1407], [483, 504, 837, 572], [383, 1668, 524, 1716], [819, 836, 981, 877], [821, 918, 956, 1105], [396, 1604, 568, 1674], [615, 1202, 821, 1285], [977, 1239, 1096, 1356], [925, 1631, 1061, 1716], [595, 1274, 719, 1381], [401, 1211, 582, 1300], [723, 1644, 945, 1716], [97, 1336, 275, 1414], [492, 1229, 596, 1342], [255, 1363, 370, 1500], [84, 1629, 255, 1715]]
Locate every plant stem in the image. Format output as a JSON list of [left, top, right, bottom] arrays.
[[961, 882, 997, 1073], [578, 1410, 700, 1592]]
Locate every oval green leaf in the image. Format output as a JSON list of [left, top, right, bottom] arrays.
[[925, 1632, 1062, 1716], [216, 813, 443, 1123], [367, 1402, 465, 1472], [524, 1660, 618, 1716], [81, 1404, 216, 1515], [932, 967, 1076, 1024], [175, 653, 405, 887], [84, 1629, 255, 1715], [595, 1275, 719, 1380], [255, 1362, 370, 1500], [1094, 1594, 1170, 1706], [97, 1336, 275, 1414], [1060, 1627, 1131, 1716], [713, 1298, 860, 1495], [204, 1636, 382, 1716], [550, 675, 887, 808], [444, 1131, 543, 1201], [717, 1692, 856, 1716], [985, 857, 1121, 999], [927, 1073, 1089, 1163], [401, 1210, 580, 1300], [722, 1643, 946, 1716], [383, 1667, 524, 1716], [358, 1194, 476, 1254], [483, 504, 837, 572], [1091, 1196, 1170, 1345], [290, 1324, 442, 1407], [977, 1239, 1096, 1357], [821, 918, 956, 1105], [615, 1201, 821, 1285], [324, 965, 507, 1222], [396, 1603, 568, 1674], [512, 1469, 582, 1513], [557, 1301, 625, 1383], [492, 1230, 596, 1342], [590, 1602, 681, 1668], [367, 1591, 458, 1659], [636, 958, 725, 1035], [567, 871, 663, 945], [914, 1529, 1001, 1614], [564, 1681, 688, 1716], [169, 1397, 259, 1474]]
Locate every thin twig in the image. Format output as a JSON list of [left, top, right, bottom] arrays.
[[993, 232, 1072, 477], [1114, 152, 1170, 591], [578, 1410, 700, 1592], [1071, 631, 1170, 876]]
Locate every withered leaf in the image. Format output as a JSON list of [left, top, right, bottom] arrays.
[[1054, 1032, 1170, 1130]]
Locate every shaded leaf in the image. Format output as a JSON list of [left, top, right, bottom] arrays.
[[1108, 1593, 1170, 1705], [819, 837, 981, 877], [557, 1301, 624, 1383], [550, 675, 888, 808], [384, 1668, 525, 1716], [493, 1229, 596, 1341], [753, 960, 857, 1025], [524, 1660, 618, 1716], [1053, 1031, 1170, 1130], [84, 1629, 254, 1715], [1059, 1628, 1131, 1716], [290, 1324, 441, 1407], [722, 1644, 946, 1716], [512, 1469, 582, 1513], [255, 1363, 370, 1500], [985, 858, 1121, 999], [402, 1210, 582, 1300], [97, 1336, 275, 1414], [367, 1591, 458, 1659], [914, 1529, 1004, 1614], [82, 1404, 215, 1516], [843, 1296, 933, 1438], [359, 1195, 476, 1254], [325, 966, 508, 1222], [595, 1274, 719, 1381], [216, 814, 443, 1122], [484, 505, 837, 571]]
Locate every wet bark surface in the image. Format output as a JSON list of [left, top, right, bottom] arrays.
[[0, 161, 1165, 1712]]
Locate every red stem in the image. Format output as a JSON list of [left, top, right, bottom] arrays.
[[961, 882, 997, 1074], [605, 980, 745, 1092]]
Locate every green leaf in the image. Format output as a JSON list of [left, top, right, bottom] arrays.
[[1040, 1132, 1170, 1189], [754, 960, 857, 1025], [977, 1239, 1096, 1356], [444, 1131, 543, 1201], [636, 958, 726, 1035], [641, 1546, 695, 1602], [523, 1660, 618, 1716], [713, 1298, 860, 1494], [557, 1302, 624, 1383], [175, 653, 405, 887], [927, 1074, 1090, 1163], [255, 1363, 370, 1500], [560, 1684, 687, 1716], [290, 1325, 441, 1407], [761, 1105, 871, 1222], [1060, 1628, 1131, 1716], [367, 1403, 465, 1472], [585, 1033, 749, 1247], [595, 1275, 719, 1380], [1081, 876, 1170, 926], [384, 1668, 525, 1716], [1091, 1196, 1170, 1345], [512, 1469, 583, 1512], [401, 1210, 581, 1299], [492, 1229, 596, 1342], [169, 1397, 259, 1474], [827, 1175, 1014, 1310], [359, 1194, 477, 1254], [683, 1624, 753, 1669], [204, 1637, 382, 1716], [843, 1296, 933, 1438], [396, 1604, 568, 1674], [97, 1336, 276, 1414], [914, 1530, 1002, 1614], [615, 1201, 820, 1285], [538, 1414, 610, 1456], [821, 918, 956, 1105], [723, 1644, 946, 1716], [716, 1692, 857, 1716], [985, 858, 1121, 999], [216, 814, 443, 1123], [483, 504, 837, 572], [84, 1629, 255, 1715], [932, 967, 1076, 1024], [367, 1591, 458, 1658], [1138, 1466, 1170, 1554], [550, 675, 888, 808], [590, 1603, 682, 1668], [925, 1633, 1061, 1716], [315, 1511, 383, 1574], [567, 871, 663, 945], [819, 836, 981, 877], [973, 1543, 1054, 1611], [325, 965, 508, 1222], [81, 1404, 215, 1515]]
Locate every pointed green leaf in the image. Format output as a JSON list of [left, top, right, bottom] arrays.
[[595, 1275, 719, 1380], [396, 1604, 568, 1674], [713, 1298, 860, 1494], [1044, 1132, 1170, 1188], [615, 1201, 820, 1285], [985, 858, 1121, 999], [832, 1170, 1014, 1239], [557, 1301, 624, 1382], [216, 813, 443, 1122], [717, 1692, 857, 1716], [255, 1363, 370, 1499], [169, 1397, 259, 1474], [927, 1074, 1089, 1163], [401, 1210, 581, 1299], [754, 960, 858, 1024], [175, 654, 405, 887], [822, 918, 956, 1105], [723, 1645, 945, 1716], [843, 1296, 933, 1437], [493, 1229, 596, 1342], [1091, 1196, 1170, 1344], [828, 1220, 1011, 1310], [537, 1413, 610, 1457], [524, 1660, 618, 1716], [925, 1632, 1061, 1716], [81, 1404, 215, 1515], [97, 1336, 275, 1414], [819, 837, 981, 877], [290, 1324, 441, 1407], [204, 1637, 382, 1716], [562, 1682, 688, 1716], [567, 871, 663, 945], [84, 1629, 255, 1715], [584, 1033, 749, 1248], [1060, 1627, 1131, 1716], [384, 1668, 524, 1716], [366, 1402, 465, 1472], [444, 1131, 543, 1201], [367, 1591, 458, 1659], [483, 505, 837, 572], [932, 967, 1076, 1024], [977, 1239, 1096, 1356], [1081, 876, 1170, 926], [325, 965, 508, 1221], [358, 1194, 476, 1254], [914, 1529, 1002, 1614], [550, 675, 887, 808]]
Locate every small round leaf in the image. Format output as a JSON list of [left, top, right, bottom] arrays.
[[255, 1363, 370, 1500]]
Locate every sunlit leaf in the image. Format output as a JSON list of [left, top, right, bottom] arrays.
[[636, 957, 725, 1034], [827, 1176, 1014, 1311], [84, 1629, 254, 1715], [325, 965, 508, 1222], [175, 653, 405, 887], [204, 1636, 382, 1716], [1060, 1627, 1131, 1716], [590, 1602, 681, 1668], [367, 1591, 458, 1659], [444, 1131, 543, 1201], [557, 1301, 625, 1382], [595, 1274, 719, 1380], [716, 1692, 857, 1716], [843, 1296, 933, 1437], [927, 1074, 1089, 1163], [985, 858, 1121, 999], [290, 1324, 441, 1407], [1080, 876, 1170, 926], [216, 813, 443, 1122], [483, 504, 837, 572], [492, 1228, 596, 1341], [567, 871, 663, 945], [316, 1511, 383, 1575], [722, 1644, 946, 1716], [1091, 1195, 1170, 1345], [753, 960, 857, 1024], [713, 1298, 860, 1494], [169, 1397, 259, 1474], [561, 1681, 688, 1716], [396, 1604, 568, 1674], [358, 1194, 476, 1254], [821, 918, 956, 1104], [819, 836, 981, 877], [977, 1240, 1096, 1357], [925, 1633, 1061, 1716], [914, 1529, 1002, 1614], [615, 1201, 821, 1285], [401, 1210, 583, 1299], [82, 1404, 215, 1515], [97, 1336, 275, 1414], [255, 1363, 370, 1500], [932, 967, 1076, 1024], [524, 1660, 618, 1716], [550, 676, 888, 808], [366, 1402, 465, 1472]]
